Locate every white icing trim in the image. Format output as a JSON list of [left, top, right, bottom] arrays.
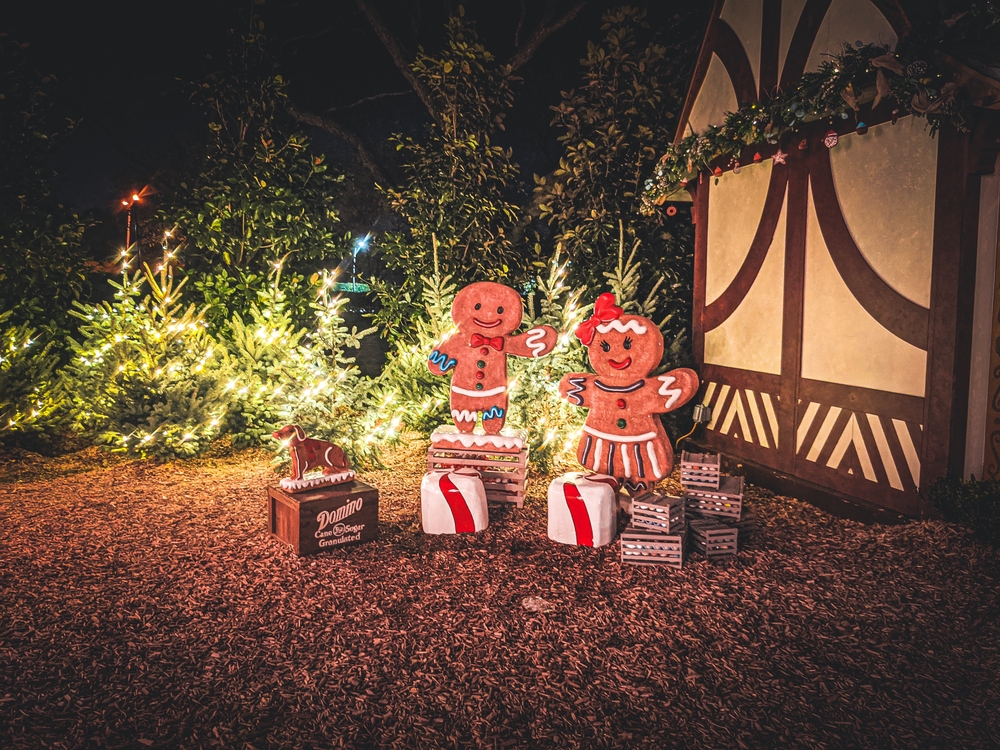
[[451, 385, 507, 397], [524, 327, 547, 357], [592, 438, 603, 471], [595, 319, 648, 335], [657, 375, 683, 410], [451, 409, 477, 422], [582, 426, 657, 442], [645, 441, 662, 479], [431, 429, 524, 450], [279, 470, 355, 491], [620, 443, 631, 476]]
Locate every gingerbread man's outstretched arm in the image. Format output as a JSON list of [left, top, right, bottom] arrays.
[[428, 333, 463, 376], [505, 325, 558, 359], [558, 372, 597, 409], [632, 367, 700, 414]]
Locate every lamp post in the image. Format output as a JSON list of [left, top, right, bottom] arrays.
[[121, 192, 141, 248]]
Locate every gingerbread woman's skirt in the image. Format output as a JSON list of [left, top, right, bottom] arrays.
[[577, 426, 674, 490]]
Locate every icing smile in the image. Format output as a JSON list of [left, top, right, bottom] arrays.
[[474, 317, 502, 328], [608, 357, 632, 370]]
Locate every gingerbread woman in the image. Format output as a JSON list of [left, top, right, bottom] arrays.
[[558, 293, 699, 491], [429, 281, 558, 433]]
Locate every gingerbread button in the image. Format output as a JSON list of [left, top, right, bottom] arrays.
[[616, 418, 627, 429], [616, 398, 626, 409], [477, 360, 486, 368], [475, 371, 484, 380], [480, 347, 490, 355], [475, 383, 483, 391]]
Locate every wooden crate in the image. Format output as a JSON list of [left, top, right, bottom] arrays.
[[631, 492, 685, 533], [689, 519, 738, 559], [427, 445, 528, 508], [684, 475, 744, 520], [267, 480, 379, 556], [620, 526, 685, 569], [722, 509, 757, 543], [680, 451, 721, 490]]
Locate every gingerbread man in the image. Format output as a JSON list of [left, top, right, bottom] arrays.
[[429, 281, 558, 433], [558, 293, 699, 491]]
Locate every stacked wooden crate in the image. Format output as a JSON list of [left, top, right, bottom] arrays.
[[426, 444, 528, 508], [619, 452, 757, 568], [620, 492, 686, 569], [679, 451, 754, 560]]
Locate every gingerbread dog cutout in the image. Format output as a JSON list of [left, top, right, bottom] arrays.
[[273, 424, 354, 492], [429, 281, 558, 433], [558, 293, 699, 491]]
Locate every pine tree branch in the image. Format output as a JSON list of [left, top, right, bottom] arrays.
[[287, 104, 390, 185], [508, 0, 587, 72], [353, 0, 439, 121]]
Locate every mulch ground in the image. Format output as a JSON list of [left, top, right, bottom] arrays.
[[1, 439, 999, 749]]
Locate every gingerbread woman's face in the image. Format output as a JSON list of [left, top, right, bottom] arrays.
[[586, 314, 663, 382], [451, 281, 524, 337]]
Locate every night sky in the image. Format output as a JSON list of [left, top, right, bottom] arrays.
[[1, 1, 702, 220]]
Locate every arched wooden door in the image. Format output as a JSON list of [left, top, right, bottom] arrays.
[[674, 0, 984, 515]]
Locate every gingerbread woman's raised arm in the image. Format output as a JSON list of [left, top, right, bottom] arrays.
[[632, 368, 700, 414], [558, 372, 597, 409], [505, 325, 558, 359]]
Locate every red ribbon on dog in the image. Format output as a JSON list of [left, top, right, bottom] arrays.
[[574, 293, 624, 346], [470, 333, 504, 351]]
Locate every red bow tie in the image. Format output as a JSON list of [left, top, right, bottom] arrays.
[[575, 292, 623, 345], [470, 333, 505, 351]]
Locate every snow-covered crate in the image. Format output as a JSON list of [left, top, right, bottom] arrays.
[[620, 526, 685, 569], [684, 475, 744, 520], [689, 519, 738, 559], [427, 445, 528, 508], [679, 451, 721, 490], [631, 492, 685, 533]]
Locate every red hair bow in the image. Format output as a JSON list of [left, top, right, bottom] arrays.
[[575, 293, 623, 346]]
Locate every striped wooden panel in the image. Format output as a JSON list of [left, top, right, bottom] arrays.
[[699, 380, 780, 451], [794, 401, 922, 493]]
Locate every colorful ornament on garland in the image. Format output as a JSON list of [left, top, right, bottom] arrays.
[[558, 293, 700, 492], [272, 425, 355, 493], [824, 129, 839, 148], [753, 152, 762, 164], [665, 205, 678, 217], [428, 282, 559, 443], [713, 166, 723, 177], [772, 148, 787, 165]]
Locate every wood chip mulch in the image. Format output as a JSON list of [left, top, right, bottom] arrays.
[[2, 438, 999, 749]]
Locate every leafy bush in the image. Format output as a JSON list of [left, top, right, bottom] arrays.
[[533, 5, 695, 343], [0, 37, 92, 331], [928, 474, 1000, 547], [0, 310, 63, 441], [505, 252, 587, 471], [217, 270, 380, 463], [158, 31, 345, 331], [374, 12, 525, 335], [64, 266, 227, 458]]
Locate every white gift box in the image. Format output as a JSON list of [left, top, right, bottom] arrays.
[[547, 472, 618, 547], [421, 468, 489, 534]]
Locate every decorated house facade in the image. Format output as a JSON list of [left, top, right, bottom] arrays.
[[670, 0, 1000, 515]]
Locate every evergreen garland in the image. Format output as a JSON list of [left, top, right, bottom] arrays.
[[641, 40, 983, 212]]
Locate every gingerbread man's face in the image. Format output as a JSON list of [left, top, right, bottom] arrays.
[[451, 281, 524, 337], [586, 314, 663, 382]]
